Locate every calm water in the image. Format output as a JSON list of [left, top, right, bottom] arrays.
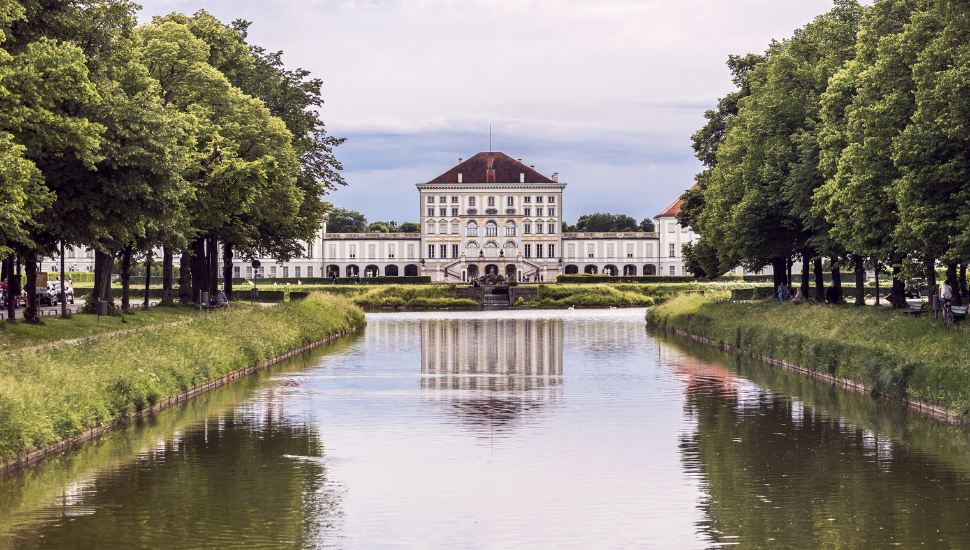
[[3, 309, 970, 549]]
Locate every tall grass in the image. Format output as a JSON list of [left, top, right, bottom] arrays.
[[0, 293, 364, 462], [298, 285, 479, 308], [647, 295, 970, 417]]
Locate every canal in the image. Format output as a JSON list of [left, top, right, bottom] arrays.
[[2, 309, 970, 549]]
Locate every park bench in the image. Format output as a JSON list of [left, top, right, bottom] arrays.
[[951, 305, 968, 324], [901, 300, 924, 316]]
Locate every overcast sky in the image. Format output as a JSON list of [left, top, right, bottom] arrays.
[[137, 0, 856, 225]]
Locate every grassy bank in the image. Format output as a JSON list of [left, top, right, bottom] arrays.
[[646, 295, 970, 416], [0, 293, 364, 462], [277, 284, 480, 309]]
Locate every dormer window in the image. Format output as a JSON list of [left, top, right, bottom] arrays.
[[485, 208, 498, 215], [505, 208, 516, 215], [467, 208, 478, 215]]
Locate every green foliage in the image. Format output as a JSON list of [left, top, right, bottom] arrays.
[[515, 284, 654, 307], [557, 274, 700, 284], [566, 213, 644, 233], [325, 207, 368, 233], [0, 293, 363, 461]]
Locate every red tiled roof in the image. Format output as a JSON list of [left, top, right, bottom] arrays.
[[655, 184, 699, 218], [427, 152, 555, 184]]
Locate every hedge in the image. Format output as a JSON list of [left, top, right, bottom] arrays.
[[557, 275, 701, 284], [278, 276, 431, 285]]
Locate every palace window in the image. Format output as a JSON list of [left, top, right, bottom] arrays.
[[669, 243, 676, 257], [451, 222, 459, 234], [440, 245, 447, 259], [452, 244, 459, 258], [271, 266, 278, 277], [428, 245, 435, 258], [548, 196, 555, 203], [607, 244, 615, 258], [295, 266, 301, 278], [426, 222, 434, 234], [307, 266, 313, 277], [536, 223, 543, 234], [536, 208, 543, 216], [548, 244, 555, 258], [407, 244, 415, 259], [484, 241, 499, 258], [307, 241, 314, 258], [536, 196, 543, 203], [548, 208, 555, 216], [246, 266, 253, 277], [452, 208, 458, 216], [524, 223, 531, 234], [524, 196, 531, 203], [506, 208, 516, 215], [427, 208, 434, 217], [469, 197, 476, 206], [452, 196, 459, 203], [525, 244, 532, 258], [536, 244, 544, 258], [588, 244, 595, 258], [668, 223, 676, 233], [488, 196, 495, 207], [547, 223, 555, 234], [505, 220, 517, 236], [329, 244, 337, 259], [524, 208, 531, 216], [485, 221, 498, 237], [368, 244, 376, 259], [467, 208, 478, 215], [507, 196, 514, 206], [485, 208, 498, 215], [439, 196, 447, 203], [388, 244, 395, 258], [439, 208, 447, 217], [669, 266, 676, 275], [234, 266, 240, 278], [427, 196, 434, 203], [627, 244, 634, 258], [646, 244, 653, 257], [467, 221, 478, 236], [568, 244, 576, 258], [349, 245, 356, 259]]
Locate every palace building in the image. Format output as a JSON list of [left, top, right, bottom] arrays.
[[48, 151, 712, 280]]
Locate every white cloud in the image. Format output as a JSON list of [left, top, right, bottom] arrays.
[[137, 0, 865, 220]]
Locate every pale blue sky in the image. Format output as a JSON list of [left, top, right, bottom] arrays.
[[137, 0, 855, 225]]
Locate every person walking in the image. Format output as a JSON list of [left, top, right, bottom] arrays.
[[940, 279, 953, 310]]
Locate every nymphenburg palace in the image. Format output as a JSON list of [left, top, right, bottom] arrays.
[[50, 152, 709, 280]]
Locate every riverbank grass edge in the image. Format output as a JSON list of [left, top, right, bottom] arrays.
[[0, 293, 365, 463], [646, 295, 970, 418]]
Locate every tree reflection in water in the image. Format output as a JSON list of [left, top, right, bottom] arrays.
[[420, 318, 563, 435], [1, 406, 341, 550], [658, 333, 970, 548]]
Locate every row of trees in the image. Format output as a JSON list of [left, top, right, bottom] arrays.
[[563, 213, 655, 233], [324, 207, 419, 233], [0, 0, 344, 322], [679, 0, 970, 306]]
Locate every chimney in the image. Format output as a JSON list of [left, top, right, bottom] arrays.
[[518, 158, 523, 163], [458, 173, 463, 183], [458, 157, 463, 164], [552, 172, 559, 183], [530, 165, 535, 170], [520, 173, 525, 183]]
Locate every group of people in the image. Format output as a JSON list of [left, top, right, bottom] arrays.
[[775, 280, 842, 305]]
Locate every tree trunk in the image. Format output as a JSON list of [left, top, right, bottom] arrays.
[[771, 257, 786, 291], [144, 249, 153, 310], [13, 256, 21, 310], [801, 252, 810, 298], [223, 242, 234, 298], [60, 241, 67, 318], [874, 262, 880, 306], [178, 248, 193, 304], [208, 234, 218, 296], [814, 258, 825, 302], [24, 250, 39, 324], [947, 263, 960, 306], [190, 238, 207, 303], [93, 249, 115, 311], [890, 264, 907, 308], [162, 246, 174, 305], [855, 256, 865, 305], [926, 259, 938, 296], [832, 263, 842, 299], [787, 257, 793, 288], [120, 245, 132, 314], [3, 257, 14, 324]]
